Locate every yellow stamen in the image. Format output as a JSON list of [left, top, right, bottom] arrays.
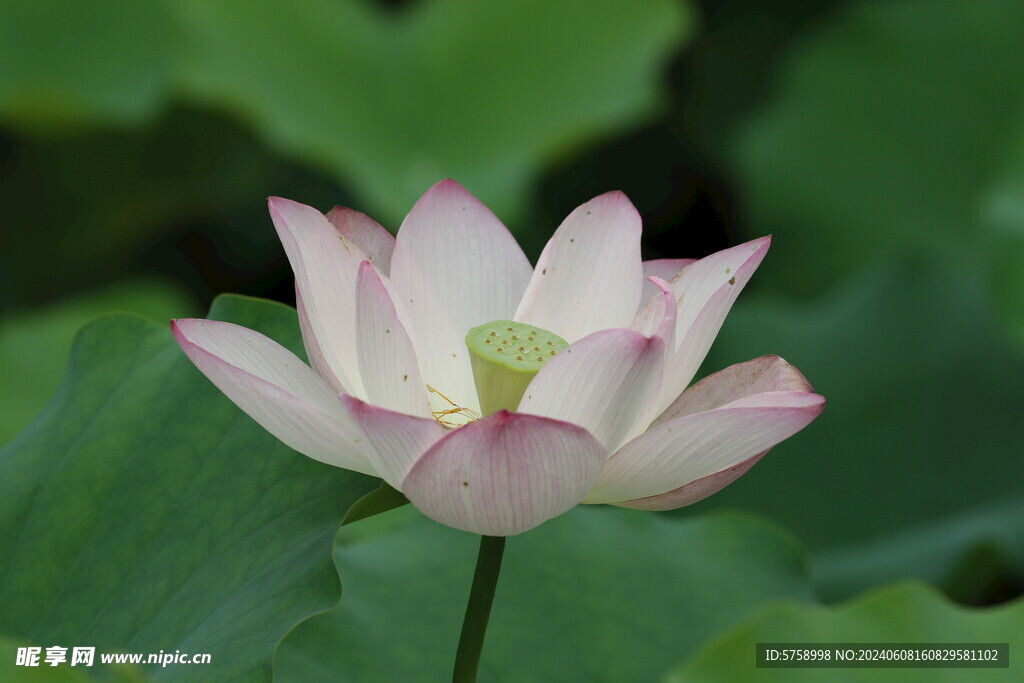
[[427, 385, 481, 429]]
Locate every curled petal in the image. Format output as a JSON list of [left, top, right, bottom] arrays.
[[171, 318, 375, 476], [631, 276, 677, 354], [584, 356, 823, 504], [515, 191, 643, 342], [326, 206, 395, 276], [650, 236, 771, 419], [389, 180, 532, 411], [653, 354, 816, 426], [402, 412, 606, 536], [640, 258, 695, 311]]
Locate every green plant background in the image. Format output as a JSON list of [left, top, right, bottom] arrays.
[[1, 0, 1021, 680]]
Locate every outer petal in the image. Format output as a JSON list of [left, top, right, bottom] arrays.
[[355, 261, 431, 418], [326, 206, 395, 276], [653, 354, 815, 427], [619, 357, 806, 510], [401, 411, 606, 536], [584, 356, 822, 504], [514, 191, 643, 343], [649, 236, 771, 420], [584, 390, 823, 504], [340, 395, 444, 490], [641, 258, 695, 310], [269, 197, 368, 398], [171, 318, 375, 476], [389, 180, 532, 411], [519, 328, 665, 454], [613, 450, 766, 511]]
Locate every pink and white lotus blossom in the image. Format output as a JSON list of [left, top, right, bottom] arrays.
[[172, 180, 823, 536]]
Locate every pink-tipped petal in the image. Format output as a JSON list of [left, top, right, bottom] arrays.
[[613, 450, 767, 511], [171, 318, 375, 476], [584, 388, 823, 504], [518, 328, 665, 454], [389, 180, 532, 412], [514, 192, 643, 343], [326, 206, 395, 276], [296, 287, 350, 393], [401, 411, 606, 536], [269, 197, 368, 398], [650, 236, 772, 419], [653, 355, 816, 427], [355, 261, 431, 418], [641, 258, 696, 310], [587, 353, 821, 505], [341, 395, 444, 490]]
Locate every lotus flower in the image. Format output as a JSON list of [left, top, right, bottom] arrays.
[[172, 180, 823, 536]]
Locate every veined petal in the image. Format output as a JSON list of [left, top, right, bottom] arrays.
[[340, 395, 443, 490], [518, 328, 665, 454], [355, 261, 431, 418], [296, 287, 350, 393], [653, 355, 816, 427], [613, 450, 766, 511], [269, 197, 368, 399], [514, 191, 643, 342], [171, 318, 375, 476], [402, 412, 605, 536], [326, 206, 395, 276], [583, 356, 823, 504], [649, 236, 771, 419], [389, 180, 532, 412], [641, 258, 695, 311]]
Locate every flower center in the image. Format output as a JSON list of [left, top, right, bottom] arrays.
[[465, 320, 569, 416]]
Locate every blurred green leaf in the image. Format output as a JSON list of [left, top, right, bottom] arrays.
[[0, 294, 377, 681], [275, 508, 814, 682], [174, 0, 692, 225], [983, 114, 1024, 347], [694, 259, 1024, 600], [0, 281, 195, 446], [0, 0, 176, 128], [731, 0, 1024, 340], [813, 497, 1024, 605], [666, 583, 1024, 682]]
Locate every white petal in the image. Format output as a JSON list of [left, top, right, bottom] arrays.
[[172, 318, 375, 475], [269, 197, 369, 398], [389, 180, 532, 411], [518, 328, 665, 454], [514, 191, 643, 342], [650, 236, 771, 419], [326, 206, 395, 276], [355, 261, 431, 418], [296, 287, 350, 393], [341, 395, 443, 490]]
